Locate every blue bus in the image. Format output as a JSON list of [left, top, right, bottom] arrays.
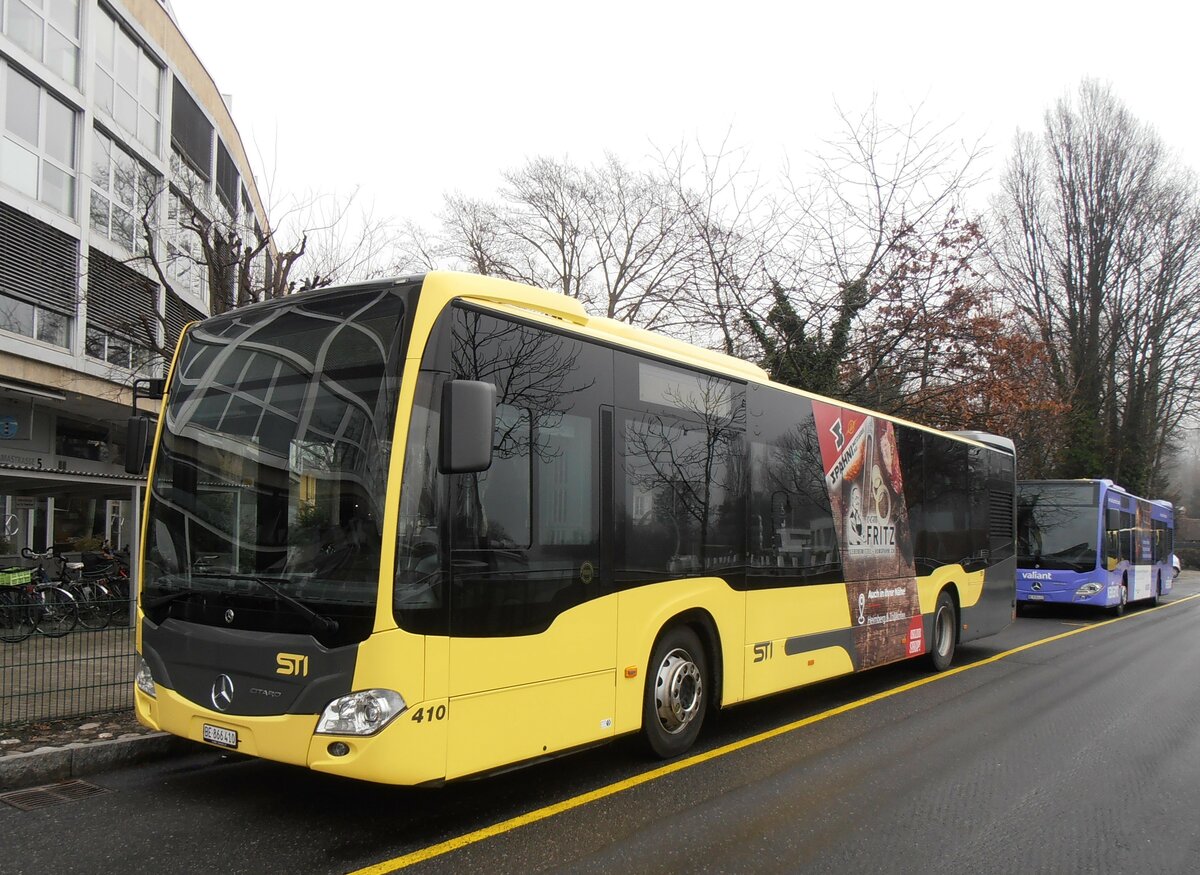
[[1016, 479, 1174, 616]]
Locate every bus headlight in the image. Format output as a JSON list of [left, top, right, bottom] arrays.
[[316, 690, 406, 736], [135, 656, 157, 698], [1075, 582, 1103, 596]]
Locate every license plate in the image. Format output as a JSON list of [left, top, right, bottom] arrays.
[[1028, 594, 1045, 601], [202, 723, 238, 749]]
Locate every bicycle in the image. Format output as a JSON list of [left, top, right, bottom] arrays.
[[0, 566, 37, 642], [18, 548, 81, 637], [51, 550, 115, 631]]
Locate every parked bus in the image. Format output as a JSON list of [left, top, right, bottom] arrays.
[[130, 272, 1016, 785], [1016, 479, 1174, 616]]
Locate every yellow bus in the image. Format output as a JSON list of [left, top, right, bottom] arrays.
[[130, 271, 1016, 785]]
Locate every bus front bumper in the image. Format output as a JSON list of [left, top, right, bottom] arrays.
[[1018, 582, 1119, 607], [135, 684, 448, 785]]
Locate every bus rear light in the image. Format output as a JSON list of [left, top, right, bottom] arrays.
[[315, 690, 406, 736]]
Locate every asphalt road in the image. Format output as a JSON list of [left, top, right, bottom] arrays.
[[3, 574, 1199, 874]]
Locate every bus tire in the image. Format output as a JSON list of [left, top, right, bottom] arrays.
[[643, 625, 708, 759], [1150, 575, 1161, 607], [1108, 583, 1127, 617], [927, 589, 957, 672]]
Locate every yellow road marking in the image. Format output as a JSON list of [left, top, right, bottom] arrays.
[[350, 593, 1200, 874]]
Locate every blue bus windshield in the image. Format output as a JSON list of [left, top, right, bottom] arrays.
[[1017, 483, 1100, 571]]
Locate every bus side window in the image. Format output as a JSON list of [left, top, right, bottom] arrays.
[[897, 428, 928, 574], [441, 306, 609, 637], [617, 354, 745, 588], [923, 439, 969, 568], [746, 386, 841, 587]]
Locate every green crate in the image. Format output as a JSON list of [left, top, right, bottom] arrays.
[[0, 566, 32, 587]]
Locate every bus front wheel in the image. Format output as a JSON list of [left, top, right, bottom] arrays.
[[1108, 583, 1127, 617], [643, 625, 708, 759], [927, 590, 958, 672]]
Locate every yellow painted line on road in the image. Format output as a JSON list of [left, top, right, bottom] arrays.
[[351, 593, 1200, 874]]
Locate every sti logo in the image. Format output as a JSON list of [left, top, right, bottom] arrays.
[[276, 653, 309, 677]]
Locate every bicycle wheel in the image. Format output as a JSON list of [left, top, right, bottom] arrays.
[[70, 581, 112, 631], [0, 588, 36, 643], [35, 585, 78, 637], [104, 576, 131, 623]]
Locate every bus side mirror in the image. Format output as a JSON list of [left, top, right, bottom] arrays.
[[125, 416, 150, 475], [439, 380, 496, 474]]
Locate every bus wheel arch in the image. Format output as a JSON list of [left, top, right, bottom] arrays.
[[642, 611, 719, 758], [927, 586, 959, 672]]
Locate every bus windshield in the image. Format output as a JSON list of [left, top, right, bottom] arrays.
[[141, 281, 415, 646], [1017, 482, 1100, 571]]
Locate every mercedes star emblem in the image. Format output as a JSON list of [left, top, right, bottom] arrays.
[[211, 674, 234, 711], [1032, 581, 1042, 591], [224, 608, 235, 624]]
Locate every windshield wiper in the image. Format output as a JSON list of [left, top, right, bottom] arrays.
[[191, 573, 339, 634]]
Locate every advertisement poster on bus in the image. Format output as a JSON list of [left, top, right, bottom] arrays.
[[812, 401, 924, 668]]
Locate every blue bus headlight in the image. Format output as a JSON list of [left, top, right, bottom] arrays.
[[316, 690, 406, 736], [135, 656, 157, 698], [1075, 582, 1103, 597]]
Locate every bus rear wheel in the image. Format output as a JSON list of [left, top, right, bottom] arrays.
[[927, 590, 958, 672], [643, 625, 708, 759]]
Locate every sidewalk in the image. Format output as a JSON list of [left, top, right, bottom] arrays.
[[0, 710, 194, 791]]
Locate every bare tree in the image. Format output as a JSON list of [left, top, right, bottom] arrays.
[[406, 154, 698, 330], [746, 100, 991, 411], [89, 152, 397, 369], [663, 135, 783, 355], [577, 153, 692, 328], [993, 79, 1200, 492]]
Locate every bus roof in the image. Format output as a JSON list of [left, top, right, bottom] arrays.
[[283, 271, 1012, 454]]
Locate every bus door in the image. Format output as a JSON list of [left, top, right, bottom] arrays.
[[442, 306, 616, 778]]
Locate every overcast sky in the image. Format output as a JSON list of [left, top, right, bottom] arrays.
[[170, 0, 1200, 231]]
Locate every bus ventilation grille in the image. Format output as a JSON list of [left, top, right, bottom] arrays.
[[989, 490, 1014, 539]]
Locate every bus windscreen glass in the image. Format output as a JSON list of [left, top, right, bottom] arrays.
[[141, 283, 413, 645], [1017, 482, 1100, 571]]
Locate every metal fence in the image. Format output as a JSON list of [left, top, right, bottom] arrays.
[[1, 598, 136, 727]]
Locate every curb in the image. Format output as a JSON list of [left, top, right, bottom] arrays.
[[0, 732, 196, 792]]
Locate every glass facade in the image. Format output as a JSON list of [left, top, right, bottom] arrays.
[[90, 128, 159, 253], [92, 6, 161, 153], [1, 0, 81, 86], [0, 0, 271, 582], [1, 60, 77, 215]]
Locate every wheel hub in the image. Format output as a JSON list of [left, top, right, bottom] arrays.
[[654, 648, 702, 734]]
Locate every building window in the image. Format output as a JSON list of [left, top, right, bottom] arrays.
[[55, 415, 110, 461], [215, 138, 238, 217], [166, 188, 208, 303], [1, 0, 80, 86], [0, 291, 69, 346], [91, 128, 159, 253], [0, 61, 77, 216], [170, 78, 210, 179], [93, 7, 161, 153], [84, 324, 154, 372]]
